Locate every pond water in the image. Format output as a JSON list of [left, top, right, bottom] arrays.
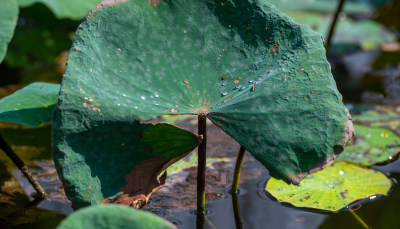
[[0, 117, 399, 229]]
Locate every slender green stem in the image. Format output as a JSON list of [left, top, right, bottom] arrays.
[[231, 146, 245, 193], [350, 210, 369, 229], [0, 135, 49, 199], [197, 115, 207, 217], [325, 0, 346, 54], [231, 192, 243, 229]]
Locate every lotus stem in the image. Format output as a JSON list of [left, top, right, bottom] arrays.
[[197, 115, 207, 218], [325, 0, 346, 54], [0, 135, 49, 199], [350, 210, 369, 229], [231, 146, 246, 193], [231, 191, 243, 229]]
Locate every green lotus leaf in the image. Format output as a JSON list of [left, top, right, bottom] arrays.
[[338, 125, 400, 165], [17, 0, 102, 20], [267, 0, 374, 14], [352, 104, 400, 123], [54, 0, 353, 208], [265, 161, 392, 212], [0, 0, 18, 63], [56, 204, 176, 229], [0, 82, 60, 127]]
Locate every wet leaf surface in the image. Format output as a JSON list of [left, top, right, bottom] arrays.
[[57, 204, 176, 229], [265, 161, 392, 212], [0, 0, 18, 63], [17, 0, 102, 20], [58, 0, 352, 189], [338, 125, 400, 165], [0, 83, 60, 127]]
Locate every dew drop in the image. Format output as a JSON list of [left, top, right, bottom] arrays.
[[370, 196, 376, 200], [140, 96, 146, 100], [123, 94, 127, 97], [221, 92, 228, 96], [117, 103, 121, 106], [155, 94, 159, 98], [235, 85, 241, 90], [279, 188, 285, 191], [151, 95, 154, 98], [222, 82, 227, 86], [171, 108, 179, 113], [249, 80, 254, 83], [135, 106, 138, 109], [339, 170, 345, 175]]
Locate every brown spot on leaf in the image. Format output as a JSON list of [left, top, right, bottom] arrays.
[[147, 0, 162, 7], [269, 42, 279, 53], [340, 191, 348, 199]]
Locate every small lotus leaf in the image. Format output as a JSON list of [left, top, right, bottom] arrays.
[[266, 161, 391, 212], [338, 125, 400, 165], [0, 82, 60, 127], [0, 0, 18, 63], [17, 0, 102, 20], [56, 204, 176, 229]]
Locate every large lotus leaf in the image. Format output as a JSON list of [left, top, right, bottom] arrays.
[[56, 204, 176, 229], [0, 0, 18, 63], [17, 0, 102, 20], [338, 125, 400, 165], [265, 161, 392, 212], [55, 0, 353, 203], [0, 82, 60, 127]]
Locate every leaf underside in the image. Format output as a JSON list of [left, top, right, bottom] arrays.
[[0, 0, 18, 63], [266, 161, 392, 212], [54, 0, 353, 208]]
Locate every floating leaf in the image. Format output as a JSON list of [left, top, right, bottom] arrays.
[[0, 82, 60, 127], [266, 161, 392, 212], [56, 205, 176, 229], [0, 0, 18, 63], [338, 125, 400, 165], [17, 0, 102, 20], [53, 0, 353, 209]]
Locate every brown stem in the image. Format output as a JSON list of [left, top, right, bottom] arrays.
[[325, 0, 346, 54], [197, 115, 207, 218], [231, 146, 245, 193], [0, 135, 49, 199]]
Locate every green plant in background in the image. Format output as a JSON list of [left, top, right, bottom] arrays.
[[0, 0, 18, 63]]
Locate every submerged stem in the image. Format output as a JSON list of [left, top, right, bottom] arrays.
[[231, 146, 246, 193], [197, 115, 207, 217], [0, 135, 49, 199], [325, 0, 346, 54], [350, 210, 369, 229], [231, 191, 243, 229]]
